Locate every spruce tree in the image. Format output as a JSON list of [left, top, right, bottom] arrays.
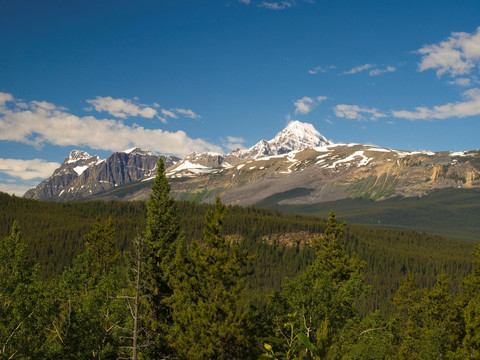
[[0, 221, 45, 359], [44, 218, 126, 360], [265, 211, 368, 358], [169, 196, 257, 360], [142, 156, 181, 357], [455, 243, 480, 358]]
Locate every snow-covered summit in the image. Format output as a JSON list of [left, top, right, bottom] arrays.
[[122, 147, 155, 156], [271, 120, 332, 153], [66, 150, 95, 164], [231, 120, 333, 159]]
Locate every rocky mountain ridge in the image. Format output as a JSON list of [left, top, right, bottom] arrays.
[[24, 121, 480, 205], [24, 148, 179, 201]]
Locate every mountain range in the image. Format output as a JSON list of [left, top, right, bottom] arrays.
[[24, 121, 480, 208]]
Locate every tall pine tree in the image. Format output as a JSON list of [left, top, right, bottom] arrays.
[[142, 156, 181, 358]]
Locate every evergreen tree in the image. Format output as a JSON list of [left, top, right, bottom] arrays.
[[83, 216, 120, 276], [265, 211, 368, 359], [142, 157, 181, 357], [44, 218, 126, 360], [0, 221, 45, 359], [455, 243, 480, 359], [169, 196, 257, 360]]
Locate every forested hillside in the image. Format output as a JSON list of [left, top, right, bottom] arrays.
[[1, 158, 479, 358], [0, 190, 475, 314]]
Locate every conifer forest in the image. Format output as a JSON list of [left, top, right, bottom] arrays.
[[2, 158, 480, 360]]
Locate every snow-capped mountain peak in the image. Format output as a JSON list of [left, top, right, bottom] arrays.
[[271, 120, 332, 152], [66, 150, 95, 164], [231, 120, 333, 159], [122, 147, 155, 156]]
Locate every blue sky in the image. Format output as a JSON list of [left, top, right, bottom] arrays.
[[1, 0, 479, 195]]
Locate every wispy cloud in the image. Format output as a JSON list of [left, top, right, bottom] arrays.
[[161, 109, 178, 119], [0, 158, 60, 180], [0, 183, 36, 196], [341, 64, 375, 75], [334, 104, 387, 121], [341, 64, 396, 76], [369, 66, 396, 76], [223, 136, 246, 151], [448, 77, 474, 87], [86, 96, 158, 119], [0, 93, 222, 158], [259, 1, 294, 10], [418, 26, 480, 77], [392, 88, 480, 120], [308, 65, 336, 75], [238, 0, 251, 3], [294, 96, 327, 114], [175, 108, 201, 119]]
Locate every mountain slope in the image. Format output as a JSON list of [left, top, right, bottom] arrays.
[[24, 121, 480, 206]]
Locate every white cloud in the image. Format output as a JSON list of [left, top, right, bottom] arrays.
[[175, 108, 201, 119], [392, 88, 480, 120], [448, 77, 473, 87], [342, 64, 375, 75], [161, 109, 178, 119], [238, 0, 250, 3], [369, 66, 396, 76], [294, 96, 327, 114], [334, 104, 387, 121], [227, 136, 245, 143], [222, 136, 246, 152], [86, 96, 158, 119], [0, 92, 14, 106], [0, 93, 223, 158], [259, 1, 294, 10], [0, 158, 60, 180], [418, 26, 480, 77], [0, 183, 34, 197]]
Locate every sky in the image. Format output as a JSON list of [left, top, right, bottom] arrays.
[[1, 0, 480, 195]]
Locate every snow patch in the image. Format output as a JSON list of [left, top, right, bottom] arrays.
[[366, 147, 391, 153], [123, 147, 137, 154], [73, 166, 89, 175], [173, 161, 208, 171], [328, 151, 372, 168], [396, 150, 435, 158]]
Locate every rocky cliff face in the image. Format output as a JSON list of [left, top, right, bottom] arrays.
[[24, 148, 179, 201]]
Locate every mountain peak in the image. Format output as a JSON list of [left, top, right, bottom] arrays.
[[66, 150, 94, 164], [232, 121, 333, 159], [274, 120, 331, 148], [122, 147, 155, 156]]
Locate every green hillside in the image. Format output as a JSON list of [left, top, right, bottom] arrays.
[[0, 191, 475, 315], [257, 188, 480, 242]]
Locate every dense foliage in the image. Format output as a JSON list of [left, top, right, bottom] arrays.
[[1, 168, 479, 358]]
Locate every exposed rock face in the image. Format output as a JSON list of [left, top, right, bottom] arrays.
[[24, 148, 179, 201]]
